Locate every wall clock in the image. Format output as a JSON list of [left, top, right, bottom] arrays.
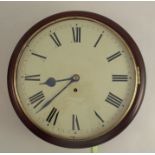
[[8, 11, 146, 148]]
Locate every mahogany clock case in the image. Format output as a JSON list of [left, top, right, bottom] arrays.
[[7, 11, 146, 148]]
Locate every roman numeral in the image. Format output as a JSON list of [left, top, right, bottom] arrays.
[[112, 75, 128, 82], [94, 31, 104, 47], [107, 51, 122, 62], [72, 114, 80, 130], [50, 32, 62, 47], [31, 52, 47, 59], [24, 74, 40, 81], [46, 107, 59, 125], [29, 91, 45, 108], [72, 25, 81, 43], [105, 92, 123, 108], [94, 111, 104, 124]]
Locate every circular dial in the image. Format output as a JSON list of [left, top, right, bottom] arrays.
[[17, 18, 136, 139], [8, 12, 145, 148]]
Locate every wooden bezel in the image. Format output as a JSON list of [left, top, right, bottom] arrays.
[[7, 11, 146, 148]]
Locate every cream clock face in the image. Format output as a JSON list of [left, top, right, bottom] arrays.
[[15, 18, 137, 140], [8, 12, 145, 148]]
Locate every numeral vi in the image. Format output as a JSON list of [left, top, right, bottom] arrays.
[[72, 114, 80, 130]]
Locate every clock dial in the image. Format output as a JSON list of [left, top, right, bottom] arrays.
[[16, 18, 137, 140], [8, 11, 145, 148]]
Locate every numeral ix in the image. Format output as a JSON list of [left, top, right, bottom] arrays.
[[24, 74, 40, 81]]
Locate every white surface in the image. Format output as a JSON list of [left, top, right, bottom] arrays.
[[0, 1, 154, 153]]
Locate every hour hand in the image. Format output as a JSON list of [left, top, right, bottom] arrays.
[[40, 76, 73, 87]]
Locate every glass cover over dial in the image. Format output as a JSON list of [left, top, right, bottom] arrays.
[[15, 18, 138, 141]]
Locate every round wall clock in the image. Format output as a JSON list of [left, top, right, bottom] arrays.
[[8, 11, 146, 148]]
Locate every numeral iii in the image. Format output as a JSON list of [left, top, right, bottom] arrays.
[[112, 75, 128, 82]]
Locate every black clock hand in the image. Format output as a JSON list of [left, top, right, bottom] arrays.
[[36, 74, 80, 113], [40, 77, 73, 87]]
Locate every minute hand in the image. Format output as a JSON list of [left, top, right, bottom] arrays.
[[36, 74, 79, 113]]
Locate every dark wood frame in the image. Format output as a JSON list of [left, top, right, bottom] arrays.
[[7, 11, 146, 148]]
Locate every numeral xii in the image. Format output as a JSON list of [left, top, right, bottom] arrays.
[[72, 25, 81, 43]]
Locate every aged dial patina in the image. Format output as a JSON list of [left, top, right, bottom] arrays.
[[8, 11, 145, 148]]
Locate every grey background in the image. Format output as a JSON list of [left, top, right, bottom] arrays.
[[0, 1, 154, 153]]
